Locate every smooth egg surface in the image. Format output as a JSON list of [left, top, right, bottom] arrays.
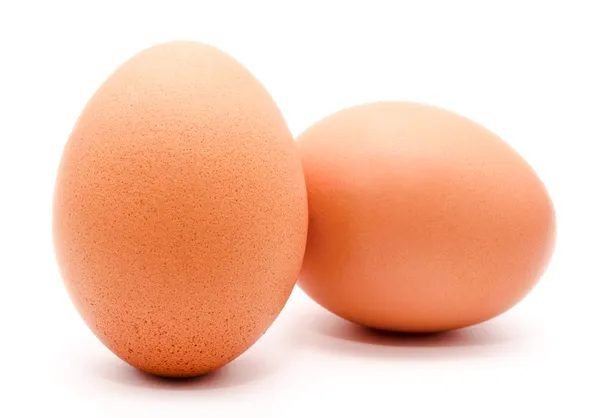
[[298, 102, 555, 332]]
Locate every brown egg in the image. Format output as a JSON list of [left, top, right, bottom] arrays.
[[298, 102, 555, 332], [53, 41, 308, 377]]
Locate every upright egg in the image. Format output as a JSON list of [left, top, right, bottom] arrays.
[[298, 102, 555, 332], [53, 41, 308, 377]]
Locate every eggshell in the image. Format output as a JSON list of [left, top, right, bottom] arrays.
[[53, 41, 308, 377], [297, 102, 555, 332]]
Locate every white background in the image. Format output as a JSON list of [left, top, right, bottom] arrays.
[[1, 1, 599, 416]]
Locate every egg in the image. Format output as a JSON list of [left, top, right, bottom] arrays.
[[53, 41, 308, 377], [297, 102, 555, 332]]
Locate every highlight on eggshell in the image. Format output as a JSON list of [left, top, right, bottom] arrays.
[[52, 41, 308, 377], [297, 101, 556, 333]]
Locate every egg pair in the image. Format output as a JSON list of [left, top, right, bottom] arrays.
[[53, 41, 556, 377]]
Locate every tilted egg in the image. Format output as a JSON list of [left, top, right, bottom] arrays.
[[297, 102, 555, 332]]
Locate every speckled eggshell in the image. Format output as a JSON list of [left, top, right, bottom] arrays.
[[298, 102, 555, 332], [53, 41, 308, 377]]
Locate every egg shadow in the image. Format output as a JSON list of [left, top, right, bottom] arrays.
[[89, 349, 278, 391], [293, 308, 534, 361]]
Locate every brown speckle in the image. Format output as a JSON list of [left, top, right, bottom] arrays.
[[52, 41, 308, 377]]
